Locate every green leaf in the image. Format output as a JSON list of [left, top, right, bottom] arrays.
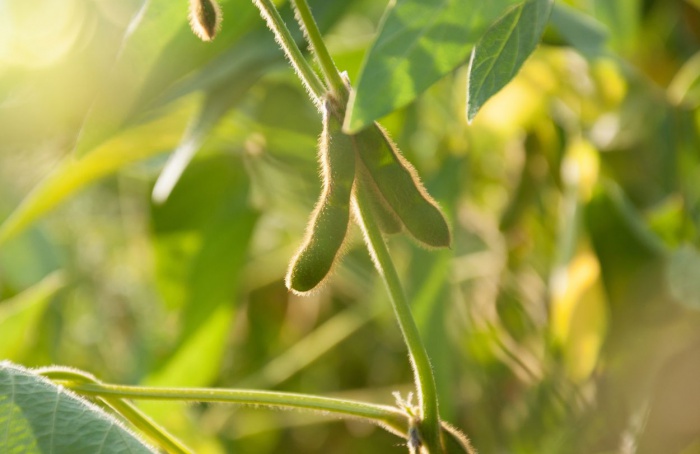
[[466, 0, 553, 122], [344, 0, 517, 133], [150, 154, 258, 374], [74, 0, 257, 157], [151, 72, 263, 204], [0, 272, 65, 362], [0, 100, 195, 247], [0, 361, 156, 453], [590, 0, 639, 53], [549, 3, 609, 59], [0, 228, 63, 291]]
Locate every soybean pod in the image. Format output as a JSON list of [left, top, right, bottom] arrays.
[[188, 0, 222, 41], [354, 165, 403, 235], [353, 124, 451, 249], [286, 101, 356, 294]]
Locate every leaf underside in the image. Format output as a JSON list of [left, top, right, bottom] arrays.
[[0, 361, 156, 454]]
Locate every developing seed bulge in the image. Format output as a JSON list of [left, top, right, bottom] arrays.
[[354, 164, 402, 235], [188, 0, 222, 42], [286, 103, 356, 294], [353, 124, 451, 249]]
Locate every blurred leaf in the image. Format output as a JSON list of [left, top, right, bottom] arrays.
[[146, 305, 232, 388], [645, 195, 687, 248], [666, 244, 700, 310], [0, 99, 195, 247], [585, 183, 669, 324], [0, 272, 65, 361], [467, 0, 553, 122], [668, 51, 700, 107], [151, 154, 258, 340], [0, 361, 156, 453], [0, 228, 63, 291], [74, 0, 257, 157], [549, 3, 609, 59], [550, 252, 607, 381], [144, 154, 257, 445], [591, 0, 639, 54], [345, 0, 518, 133], [152, 71, 264, 203], [241, 304, 382, 388]]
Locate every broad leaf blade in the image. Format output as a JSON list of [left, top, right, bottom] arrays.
[[0, 362, 156, 453], [345, 0, 517, 133], [467, 0, 553, 122]]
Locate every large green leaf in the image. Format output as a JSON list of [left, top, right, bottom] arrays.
[[344, 0, 517, 133], [0, 361, 155, 453], [466, 0, 553, 122]]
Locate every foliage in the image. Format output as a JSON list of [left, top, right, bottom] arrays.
[[2, 0, 700, 452]]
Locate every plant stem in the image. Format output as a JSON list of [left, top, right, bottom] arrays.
[[252, 0, 327, 106], [290, 0, 348, 105], [103, 397, 192, 454], [353, 183, 444, 453], [52, 380, 407, 438]]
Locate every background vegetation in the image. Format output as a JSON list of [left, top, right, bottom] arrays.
[[2, 0, 700, 452]]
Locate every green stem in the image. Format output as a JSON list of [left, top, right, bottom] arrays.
[[290, 0, 348, 105], [39, 368, 192, 454], [103, 398, 192, 454], [353, 184, 444, 453], [51, 380, 407, 438], [252, 0, 327, 106]]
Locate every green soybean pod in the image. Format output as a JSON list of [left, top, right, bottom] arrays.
[[286, 102, 356, 294], [353, 124, 451, 249], [354, 165, 403, 235], [188, 0, 222, 42]]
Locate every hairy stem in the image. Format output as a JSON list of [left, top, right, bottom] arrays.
[[290, 0, 348, 105], [252, 0, 327, 106], [353, 184, 444, 453], [49, 379, 407, 438]]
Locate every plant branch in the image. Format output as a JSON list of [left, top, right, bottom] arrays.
[[49, 380, 407, 438], [252, 0, 327, 107], [290, 0, 348, 105], [353, 182, 444, 453]]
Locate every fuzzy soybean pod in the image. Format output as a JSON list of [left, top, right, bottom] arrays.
[[353, 125, 451, 249], [354, 165, 403, 235], [286, 104, 356, 294], [188, 0, 222, 42]]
